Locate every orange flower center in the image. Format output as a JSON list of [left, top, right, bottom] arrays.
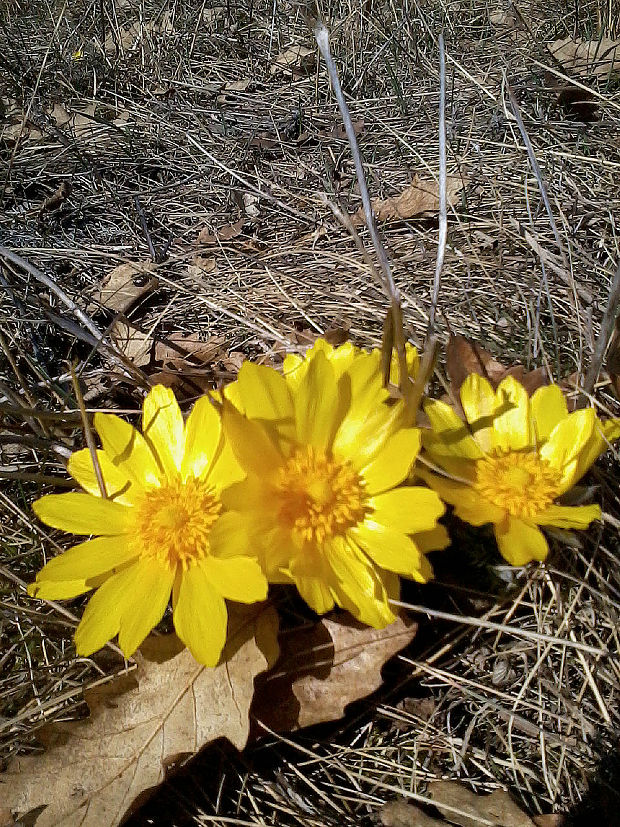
[[474, 451, 561, 518], [132, 477, 221, 570], [276, 447, 367, 545]]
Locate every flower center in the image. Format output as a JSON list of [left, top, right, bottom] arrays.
[[474, 450, 561, 518], [276, 447, 367, 545], [132, 476, 221, 571]]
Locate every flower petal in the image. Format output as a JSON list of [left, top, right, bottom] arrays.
[[294, 350, 340, 449], [173, 563, 228, 666], [67, 449, 134, 504], [294, 575, 335, 615], [569, 416, 620, 487], [33, 492, 131, 535], [418, 471, 505, 526], [460, 373, 495, 452], [531, 385, 568, 444], [535, 503, 600, 529], [221, 403, 283, 478], [234, 362, 294, 422], [423, 399, 484, 462], [324, 537, 396, 627], [491, 376, 532, 452], [351, 521, 432, 581], [117, 559, 175, 657], [494, 517, 549, 566], [414, 524, 451, 553], [540, 408, 595, 481], [142, 385, 185, 479], [360, 428, 421, 494], [74, 563, 141, 656], [30, 536, 137, 582], [28, 578, 91, 600], [201, 556, 267, 602], [95, 412, 161, 489], [181, 395, 222, 480], [369, 487, 445, 534]]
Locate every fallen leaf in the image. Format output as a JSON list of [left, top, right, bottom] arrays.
[[154, 332, 226, 368], [532, 817, 566, 827], [428, 781, 535, 827], [197, 217, 245, 244], [446, 335, 548, 396], [1, 605, 279, 827], [224, 78, 251, 92], [549, 37, 620, 79], [328, 118, 365, 140], [380, 798, 444, 826], [39, 181, 72, 214], [111, 321, 152, 366], [50, 103, 72, 127], [187, 254, 218, 279], [97, 261, 158, 314], [352, 175, 465, 224], [270, 45, 316, 76], [252, 613, 417, 731]]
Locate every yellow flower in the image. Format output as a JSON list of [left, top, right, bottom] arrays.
[[420, 374, 620, 566], [29, 386, 267, 666], [220, 338, 448, 628]]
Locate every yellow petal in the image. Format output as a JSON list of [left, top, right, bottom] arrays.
[[326, 537, 396, 627], [569, 416, 620, 488], [491, 376, 532, 452], [369, 487, 445, 534], [67, 449, 134, 504], [208, 511, 253, 559], [142, 385, 185, 479], [540, 408, 595, 475], [531, 384, 568, 444], [423, 399, 484, 461], [234, 362, 294, 422], [418, 471, 505, 525], [535, 503, 600, 529], [282, 352, 304, 386], [207, 436, 246, 489], [74, 563, 141, 656], [94, 412, 161, 489], [460, 373, 495, 452], [33, 492, 131, 535], [414, 524, 450, 553], [221, 403, 283, 478], [351, 521, 430, 581], [294, 575, 336, 615], [494, 517, 549, 565], [28, 578, 91, 600], [173, 563, 228, 666], [336, 400, 405, 470], [117, 559, 175, 657], [181, 396, 221, 480], [361, 428, 421, 495], [31, 536, 136, 582], [294, 349, 340, 449], [202, 557, 267, 602]]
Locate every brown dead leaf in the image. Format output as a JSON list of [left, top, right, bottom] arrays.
[[270, 44, 316, 76], [39, 180, 72, 214], [97, 261, 158, 314], [380, 799, 444, 826], [111, 321, 152, 366], [1, 605, 279, 827], [197, 217, 245, 245], [252, 613, 417, 732], [428, 781, 535, 827], [532, 817, 566, 827], [446, 335, 548, 397], [352, 175, 465, 224], [549, 37, 620, 78], [155, 332, 226, 368], [187, 254, 218, 279]]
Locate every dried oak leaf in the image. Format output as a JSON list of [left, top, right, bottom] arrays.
[[111, 321, 152, 367], [446, 335, 548, 397], [155, 331, 227, 368], [97, 261, 158, 314], [380, 798, 444, 826], [549, 37, 620, 79], [352, 175, 465, 224], [197, 217, 244, 245], [428, 781, 535, 827], [252, 613, 417, 732], [270, 44, 316, 76], [1, 605, 279, 827]]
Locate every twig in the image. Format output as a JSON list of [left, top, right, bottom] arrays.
[[428, 33, 447, 340], [133, 194, 159, 262], [583, 258, 620, 397]]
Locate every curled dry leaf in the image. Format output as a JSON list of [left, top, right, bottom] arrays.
[[0, 605, 279, 827], [549, 37, 620, 79], [197, 217, 245, 245], [380, 798, 445, 826], [428, 781, 535, 827], [252, 613, 417, 732], [352, 174, 465, 224], [111, 321, 152, 366], [270, 44, 316, 76], [97, 261, 158, 314]]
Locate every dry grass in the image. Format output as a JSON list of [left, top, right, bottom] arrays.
[[1, 0, 620, 823]]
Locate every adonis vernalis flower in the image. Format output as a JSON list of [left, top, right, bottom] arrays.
[[29, 386, 267, 665], [420, 374, 620, 565], [220, 338, 448, 628]]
